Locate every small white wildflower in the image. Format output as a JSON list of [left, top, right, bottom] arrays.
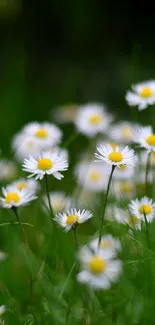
[[0, 186, 37, 209], [54, 208, 93, 231], [109, 122, 137, 144], [133, 126, 155, 152], [0, 159, 17, 181], [22, 151, 68, 180], [129, 197, 155, 222], [126, 80, 155, 110], [77, 245, 122, 290], [95, 144, 137, 167], [43, 192, 71, 213], [89, 234, 121, 256]]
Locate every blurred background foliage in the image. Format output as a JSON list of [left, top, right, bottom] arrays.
[[0, 0, 155, 154]]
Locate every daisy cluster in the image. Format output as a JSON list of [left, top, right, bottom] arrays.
[[1, 84, 155, 321]]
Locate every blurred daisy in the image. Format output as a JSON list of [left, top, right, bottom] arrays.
[[23, 151, 68, 180], [95, 144, 137, 167], [51, 103, 78, 124], [0, 186, 37, 209], [54, 208, 92, 231], [23, 122, 62, 147], [139, 150, 155, 167], [0, 159, 17, 181], [129, 197, 155, 222], [133, 126, 155, 152], [126, 80, 155, 110], [113, 164, 135, 180], [0, 251, 7, 262], [43, 192, 71, 213], [75, 160, 108, 192], [77, 245, 122, 290], [0, 305, 6, 316], [109, 122, 136, 144], [12, 133, 42, 161], [90, 234, 121, 256], [75, 103, 112, 137], [11, 178, 39, 193], [113, 180, 135, 199], [109, 207, 141, 229]]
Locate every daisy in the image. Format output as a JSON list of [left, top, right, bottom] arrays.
[[139, 150, 155, 167], [109, 122, 137, 144], [129, 197, 155, 222], [75, 160, 109, 192], [54, 208, 93, 231], [77, 245, 122, 290], [0, 305, 6, 316], [133, 126, 155, 152], [0, 159, 17, 181], [126, 80, 155, 110], [108, 207, 141, 230], [22, 151, 68, 180], [43, 192, 71, 213], [23, 122, 62, 147], [74, 103, 112, 137], [0, 186, 37, 209], [112, 180, 135, 199], [11, 178, 39, 193], [95, 144, 137, 167], [12, 133, 42, 161], [89, 234, 121, 256]]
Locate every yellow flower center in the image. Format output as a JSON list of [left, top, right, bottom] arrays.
[[5, 192, 20, 204], [89, 170, 100, 182], [109, 152, 123, 162], [139, 204, 152, 215], [128, 215, 140, 225], [140, 87, 152, 98], [101, 240, 113, 248], [66, 215, 78, 225], [89, 256, 107, 274], [35, 128, 48, 138], [122, 127, 132, 139], [16, 183, 28, 190], [38, 158, 53, 170], [146, 134, 155, 146], [89, 114, 102, 124]]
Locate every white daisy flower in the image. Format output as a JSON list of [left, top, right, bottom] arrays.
[[43, 192, 71, 213], [113, 164, 135, 180], [22, 151, 68, 180], [12, 133, 42, 161], [0, 305, 6, 315], [75, 103, 112, 137], [75, 160, 108, 192], [54, 208, 93, 231], [89, 235, 121, 256], [109, 122, 137, 144], [95, 144, 137, 167], [77, 245, 122, 290], [0, 159, 17, 181], [23, 122, 62, 147], [108, 207, 141, 230], [129, 197, 155, 222], [126, 80, 155, 110], [10, 178, 39, 193], [133, 126, 155, 152], [0, 186, 37, 209], [51, 103, 78, 124]]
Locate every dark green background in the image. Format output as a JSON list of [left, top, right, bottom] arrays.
[[0, 0, 155, 154]]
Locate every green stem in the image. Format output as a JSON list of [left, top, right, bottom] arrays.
[[98, 165, 115, 247], [145, 151, 151, 194], [73, 227, 78, 250], [44, 174, 54, 222], [143, 212, 151, 249], [12, 207, 28, 247], [63, 132, 78, 148]]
